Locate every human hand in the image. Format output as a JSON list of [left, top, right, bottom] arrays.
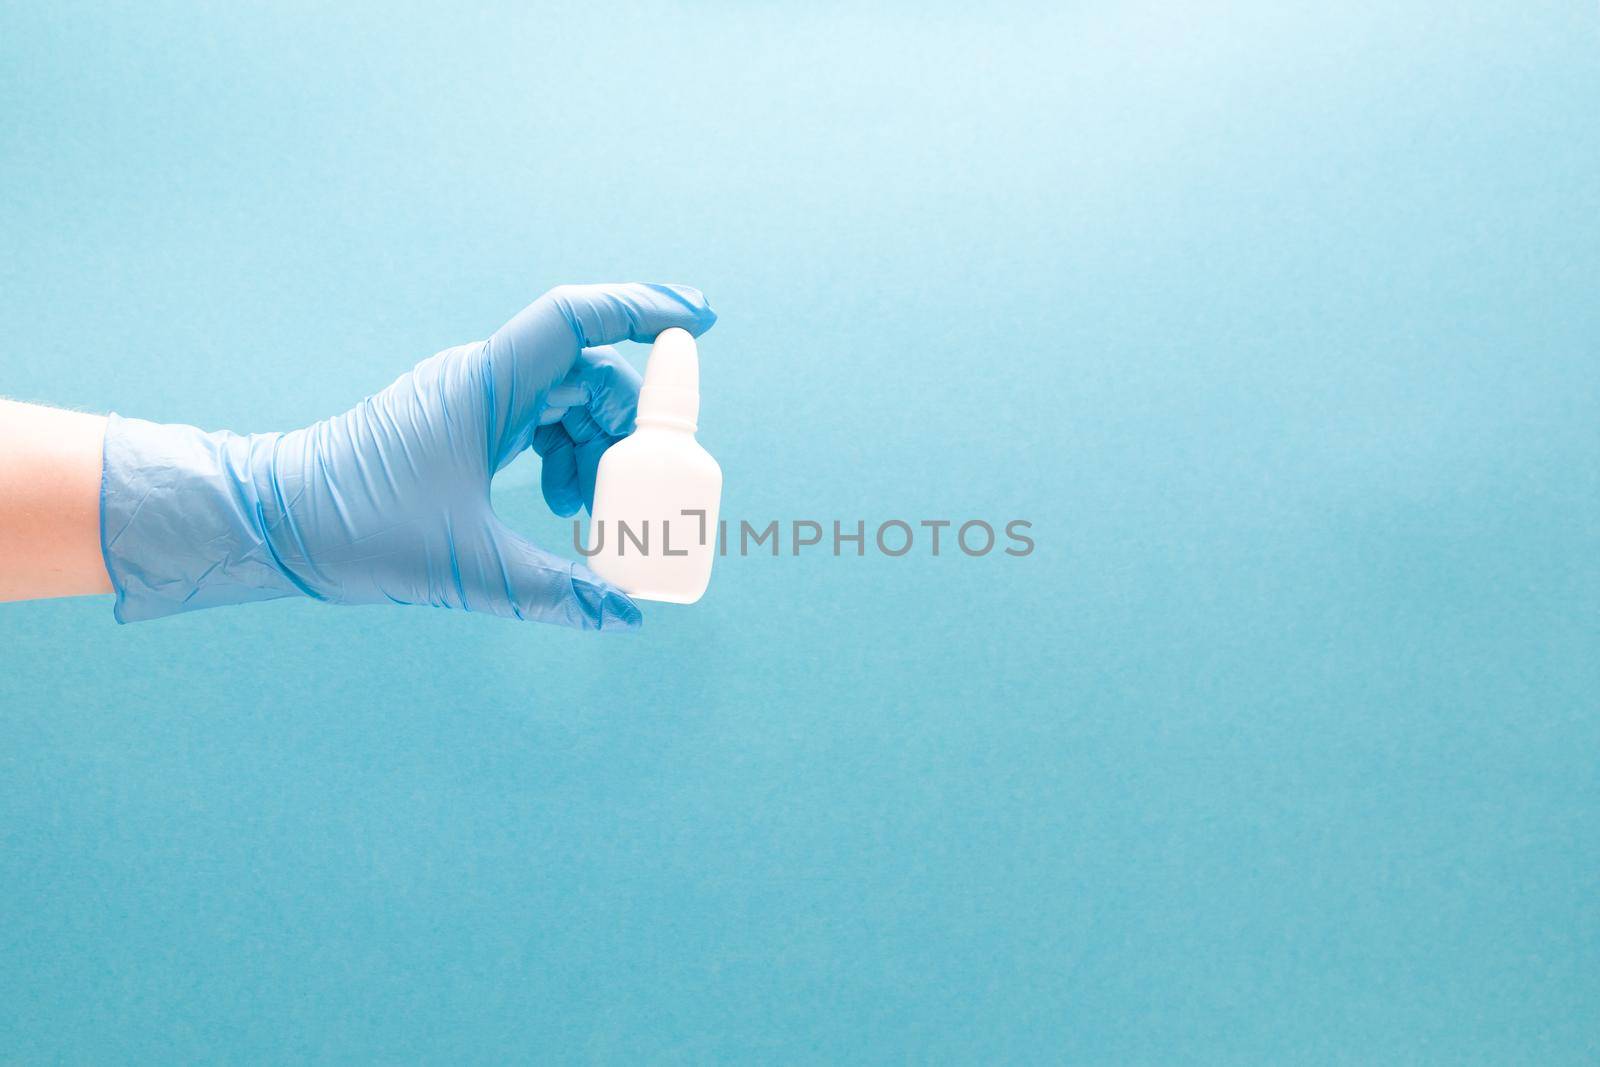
[[100, 283, 716, 629]]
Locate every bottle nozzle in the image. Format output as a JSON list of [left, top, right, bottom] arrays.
[[637, 327, 700, 430]]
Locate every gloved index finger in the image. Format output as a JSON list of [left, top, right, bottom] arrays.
[[483, 283, 714, 465], [545, 283, 717, 348]]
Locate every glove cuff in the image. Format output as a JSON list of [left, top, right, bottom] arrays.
[[100, 414, 303, 622]]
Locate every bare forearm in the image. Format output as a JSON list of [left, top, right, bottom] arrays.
[[0, 400, 112, 600]]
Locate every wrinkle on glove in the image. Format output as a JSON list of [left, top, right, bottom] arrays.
[[97, 282, 715, 629], [101, 416, 300, 619]]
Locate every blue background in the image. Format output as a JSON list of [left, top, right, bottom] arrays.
[[2, 2, 1597, 1062]]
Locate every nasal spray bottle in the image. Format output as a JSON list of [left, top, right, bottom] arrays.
[[587, 328, 722, 603]]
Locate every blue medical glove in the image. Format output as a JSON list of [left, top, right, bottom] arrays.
[[100, 282, 715, 629]]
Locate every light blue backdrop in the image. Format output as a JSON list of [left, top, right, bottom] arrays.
[[2, 2, 1596, 1062]]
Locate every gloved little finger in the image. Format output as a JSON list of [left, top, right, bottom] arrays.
[[574, 431, 622, 513], [533, 423, 582, 518]]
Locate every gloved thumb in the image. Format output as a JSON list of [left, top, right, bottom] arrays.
[[486, 523, 642, 632]]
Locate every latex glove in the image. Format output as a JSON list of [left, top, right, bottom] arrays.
[[100, 282, 715, 629]]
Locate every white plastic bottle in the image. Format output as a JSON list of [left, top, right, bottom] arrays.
[[585, 328, 722, 603]]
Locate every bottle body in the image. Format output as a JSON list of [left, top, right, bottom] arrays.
[[586, 424, 722, 603]]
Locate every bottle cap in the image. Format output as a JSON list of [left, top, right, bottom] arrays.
[[637, 327, 700, 430]]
